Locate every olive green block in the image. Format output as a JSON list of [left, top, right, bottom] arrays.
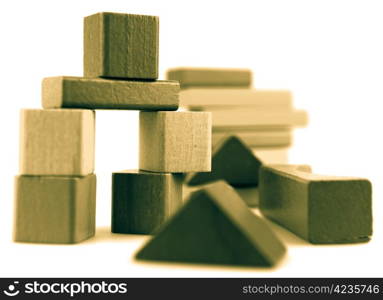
[[136, 181, 286, 267], [167, 67, 251, 89], [14, 174, 96, 244], [186, 135, 262, 187], [42, 76, 179, 110], [112, 170, 183, 234], [84, 12, 159, 79], [259, 165, 373, 244]]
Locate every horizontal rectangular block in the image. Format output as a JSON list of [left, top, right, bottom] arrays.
[[139, 111, 212, 172], [211, 110, 308, 128], [84, 12, 159, 79], [14, 174, 96, 244], [112, 170, 183, 234], [253, 148, 289, 164], [212, 130, 292, 148], [180, 89, 292, 109], [213, 125, 292, 132], [167, 67, 252, 88], [42, 76, 179, 110], [259, 165, 373, 244], [20, 109, 95, 175]]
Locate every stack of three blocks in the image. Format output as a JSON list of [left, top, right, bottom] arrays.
[[14, 12, 211, 243]]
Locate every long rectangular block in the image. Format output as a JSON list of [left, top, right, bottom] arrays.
[[14, 174, 96, 244], [20, 109, 95, 176], [211, 110, 308, 128], [212, 130, 292, 148], [180, 89, 292, 109], [259, 165, 372, 244], [139, 111, 211, 173], [42, 77, 179, 110], [167, 68, 252, 88], [112, 170, 183, 234], [84, 12, 159, 79]]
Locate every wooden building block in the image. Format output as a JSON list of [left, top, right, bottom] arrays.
[[186, 135, 262, 187], [167, 67, 252, 89], [180, 89, 292, 109], [211, 110, 308, 128], [20, 109, 95, 176], [253, 148, 289, 164], [42, 77, 179, 110], [136, 181, 286, 267], [235, 187, 259, 207], [84, 12, 159, 79], [112, 170, 183, 234], [212, 130, 292, 148], [139, 111, 211, 173], [14, 174, 96, 244], [259, 165, 372, 244]]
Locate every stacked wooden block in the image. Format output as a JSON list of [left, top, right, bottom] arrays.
[[14, 12, 211, 243], [167, 67, 308, 163]]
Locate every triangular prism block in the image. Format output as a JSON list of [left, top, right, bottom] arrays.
[[186, 135, 262, 187], [135, 181, 286, 267]]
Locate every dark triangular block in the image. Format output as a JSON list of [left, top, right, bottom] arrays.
[[186, 135, 262, 187], [135, 181, 286, 267]]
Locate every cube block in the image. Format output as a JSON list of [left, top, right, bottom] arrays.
[[14, 174, 96, 244], [112, 170, 183, 234], [139, 111, 212, 173], [19, 109, 95, 175], [84, 12, 159, 79]]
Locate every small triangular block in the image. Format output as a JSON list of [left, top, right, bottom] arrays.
[[186, 135, 262, 187], [135, 181, 286, 267]]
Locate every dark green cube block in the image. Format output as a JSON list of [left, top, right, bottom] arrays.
[[14, 174, 96, 244], [112, 170, 183, 234]]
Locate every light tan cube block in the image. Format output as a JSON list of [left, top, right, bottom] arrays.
[[139, 111, 211, 172], [20, 109, 95, 175]]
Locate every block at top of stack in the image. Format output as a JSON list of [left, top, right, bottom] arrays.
[[84, 12, 159, 79], [167, 67, 252, 89]]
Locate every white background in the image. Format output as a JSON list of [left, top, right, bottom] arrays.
[[0, 0, 382, 277]]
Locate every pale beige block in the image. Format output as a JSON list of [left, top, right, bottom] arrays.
[[211, 110, 308, 128], [253, 148, 289, 164], [20, 109, 95, 175], [139, 111, 211, 172], [212, 130, 292, 147], [180, 89, 292, 109]]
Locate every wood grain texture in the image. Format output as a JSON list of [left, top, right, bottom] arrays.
[[14, 174, 96, 244], [212, 130, 292, 148], [167, 67, 252, 88], [136, 181, 286, 267], [180, 89, 292, 109], [211, 110, 308, 128], [186, 135, 262, 187], [139, 111, 212, 173], [20, 109, 95, 176], [112, 170, 183, 234], [42, 76, 179, 110], [84, 12, 159, 79], [259, 165, 372, 244]]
